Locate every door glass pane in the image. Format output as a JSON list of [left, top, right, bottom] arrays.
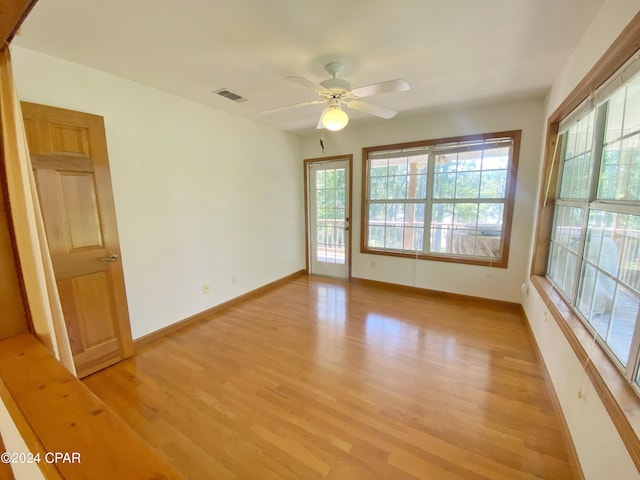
[[315, 168, 346, 265]]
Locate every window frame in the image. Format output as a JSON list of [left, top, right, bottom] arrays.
[[360, 130, 521, 268], [530, 13, 640, 470], [547, 94, 640, 382]]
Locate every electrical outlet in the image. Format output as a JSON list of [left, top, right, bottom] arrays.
[[370, 260, 375, 269], [203, 283, 211, 294], [231, 275, 237, 285]]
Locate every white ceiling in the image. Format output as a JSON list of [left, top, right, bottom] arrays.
[[13, 0, 605, 135]]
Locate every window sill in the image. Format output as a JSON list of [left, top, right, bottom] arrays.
[[362, 247, 508, 268], [530, 275, 640, 468]]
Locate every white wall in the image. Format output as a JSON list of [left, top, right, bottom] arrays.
[[11, 47, 305, 339], [302, 98, 545, 303], [523, 1, 640, 478]]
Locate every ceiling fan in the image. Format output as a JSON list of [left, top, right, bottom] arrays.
[[263, 62, 410, 131]]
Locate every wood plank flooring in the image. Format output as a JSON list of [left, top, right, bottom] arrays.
[[84, 275, 575, 479]]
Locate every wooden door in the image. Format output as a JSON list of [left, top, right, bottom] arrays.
[[21, 102, 133, 378]]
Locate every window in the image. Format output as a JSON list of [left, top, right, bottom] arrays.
[[362, 131, 520, 267], [547, 59, 640, 386]]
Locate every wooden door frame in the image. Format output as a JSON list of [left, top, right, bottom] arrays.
[[0, 0, 38, 46], [304, 154, 353, 279]]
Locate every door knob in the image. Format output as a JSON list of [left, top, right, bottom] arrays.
[[100, 254, 119, 262]]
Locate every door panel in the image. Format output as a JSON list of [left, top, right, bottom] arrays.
[[307, 158, 351, 278], [61, 173, 103, 249], [22, 102, 133, 378], [49, 122, 91, 155]]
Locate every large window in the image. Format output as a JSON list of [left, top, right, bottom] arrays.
[[547, 61, 640, 386], [362, 131, 520, 267]]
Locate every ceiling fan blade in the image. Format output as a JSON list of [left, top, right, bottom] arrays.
[[261, 99, 325, 114], [345, 100, 398, 119], [287, 76, 330, 94], [350, 79, 410, 98]]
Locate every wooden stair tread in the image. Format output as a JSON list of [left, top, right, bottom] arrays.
[[0, 333, 181, 479]]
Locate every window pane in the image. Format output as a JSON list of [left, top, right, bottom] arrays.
[[389, 157, 408, 175], [608, 285, 639, 365], [565, 125, 577, 160], [550, 206, 584, 251], [369, 176, 387, 200], [590, 271, 616, 322], [559, 158, 574, 197], [368, 225, 385, 248], [549, 244, 577, 299], [619, 216, 640, 294], [598, 141, 620, 199], [432, 202, 454, 224], [369, 203, 385, 223], [479, 170, 507, 198], [433, 173, 455, 199], [388, 176, 408, 199], [482, 147, 509, 170], [453, 203, 479, 228], [624, 79, 640, 136], [407, 174, 427, 199], [577, 262, 598, 319], [551, 206, 568, 245], [559, 113, 595, 200], [431, 203, 454, 253], [385, 226, 403, 249], [478, 203, 504, 228], [386, 203, 405, 225], [430, 227, 452, 253], [434, 154, 455, 173], [598, 136, 640, 200], [614, 214, 640, 295], [406, 203, 424, 226], [585, 211, 620, 277], [605, 88, 625, 144], [409, 227, 425, 251], [370, 159, 388, 176], [316, 170, 325, 189], [455, 172, 481, 198], [620, 135, 640, 201], [560, 153, 591, 199], [457, 151, 481, 171]]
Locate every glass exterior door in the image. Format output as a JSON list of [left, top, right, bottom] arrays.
[[308, 159, 350, 278]]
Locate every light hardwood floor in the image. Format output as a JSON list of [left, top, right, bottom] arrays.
[[84, 275, 575, 479]]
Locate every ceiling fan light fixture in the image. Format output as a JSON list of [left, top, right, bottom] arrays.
[[321, 102, 349, 131]]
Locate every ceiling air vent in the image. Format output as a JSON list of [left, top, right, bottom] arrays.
[[213, 88, 248, 103]]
